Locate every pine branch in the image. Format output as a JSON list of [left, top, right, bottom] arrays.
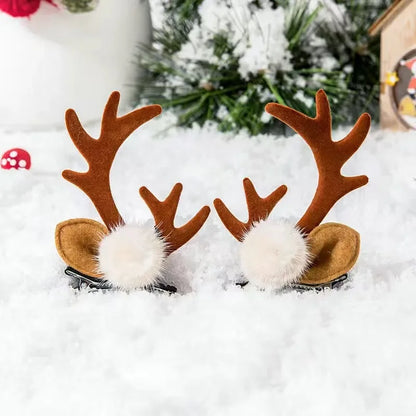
[[133, 0, 390, 135]]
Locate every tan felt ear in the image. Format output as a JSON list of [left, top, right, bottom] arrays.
[[300, 223, 360, 285], [55, 218, 108, 278]]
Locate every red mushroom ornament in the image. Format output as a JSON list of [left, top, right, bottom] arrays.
[[1, 148, 31, 170]]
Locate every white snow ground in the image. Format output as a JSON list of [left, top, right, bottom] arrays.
[[1, 115, 416, 415]]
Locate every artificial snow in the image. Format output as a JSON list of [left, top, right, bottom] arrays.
[[149, 0, 349, 95], [178, 0, 291, 79], [1, 116, 416, 415]]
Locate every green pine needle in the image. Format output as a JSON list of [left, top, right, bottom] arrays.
[[134, 0, 392, 135], [61, 0, 97, 13]]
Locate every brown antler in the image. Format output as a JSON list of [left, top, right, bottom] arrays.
[[63, 91, 162, 230], [213, 178, 288, 241], [139, 183, 211, 254], [265, 89, 370, 234]]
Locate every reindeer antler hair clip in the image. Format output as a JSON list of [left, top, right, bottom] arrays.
[[214, 90, 370, 291], [55, 92, 210, 292]]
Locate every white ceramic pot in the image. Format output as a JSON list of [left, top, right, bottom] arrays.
[[0, 0, 152, 130]]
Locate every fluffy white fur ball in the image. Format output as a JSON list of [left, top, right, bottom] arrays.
[[240, 220, 310, 290], [97, 224, 166, 290]]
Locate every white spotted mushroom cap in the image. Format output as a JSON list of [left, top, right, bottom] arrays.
[[1, 148, 31, 170]]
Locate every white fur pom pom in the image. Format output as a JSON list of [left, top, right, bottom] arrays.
[[98, 224, 166, 290], [240, 220, 310, 290]]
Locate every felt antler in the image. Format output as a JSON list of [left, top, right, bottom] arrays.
[[57, 92, 211, 290], [140, 183, 211, 254], [265, 89, 370, 234], [213, 178, 287, 241], [63, 91, 162, 230], [211, 90, 370, 290]]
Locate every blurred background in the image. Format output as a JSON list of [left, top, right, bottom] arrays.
[[0, 0, 396, 134]]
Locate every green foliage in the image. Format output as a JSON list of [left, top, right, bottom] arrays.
[[135, 0, 392, 135], [61, 0, 97, 13], [316, 0, 392, 122]]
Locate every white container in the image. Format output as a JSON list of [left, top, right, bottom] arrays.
[[0, 0, 152, 130]]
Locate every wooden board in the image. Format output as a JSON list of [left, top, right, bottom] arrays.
[[369, 0, 412, 36]]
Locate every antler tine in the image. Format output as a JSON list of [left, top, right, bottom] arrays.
[[265, 90, 331, 144], [337, 112, 372, 163], [139, 183, 211, 254], [63, 91, 162, 230], [214, 178, 288, 241], [265, 89, 370, 234], [64, 109, 96, 161], [101, 92, 162, 141]]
